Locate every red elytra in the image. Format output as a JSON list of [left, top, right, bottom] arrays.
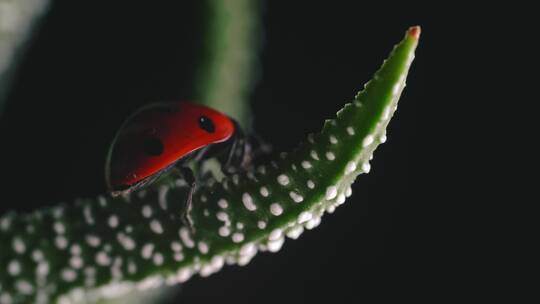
[[105, 101, 235, 193]]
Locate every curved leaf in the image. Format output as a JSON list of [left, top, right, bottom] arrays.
[[0, 27, 419, 304]]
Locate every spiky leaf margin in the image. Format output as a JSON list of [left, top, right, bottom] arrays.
[[0, 27, 419, 304]]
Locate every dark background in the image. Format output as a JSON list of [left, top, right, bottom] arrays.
[[0, 1, 512, 302]]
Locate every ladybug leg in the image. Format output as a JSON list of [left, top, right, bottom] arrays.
[[243, 133, 273, 167], [221, 133, 272, 174], [249, 133, 273, 157], [220, 122, 248, 174], [195, 120, 247, 174], [197, 120, 272, 176], [178, 166, 196, 232], [221, 137, 244, 173]]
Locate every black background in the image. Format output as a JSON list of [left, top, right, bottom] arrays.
[[0, 1, 513, 303]]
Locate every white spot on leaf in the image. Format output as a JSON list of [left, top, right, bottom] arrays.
[[108, 215, 119, 228], [277, 174, 290, 186], [141, 244, 154, 259], [326, 152, 336, 160], [380, 133, 387, 143], [15, 280, 33, 295], [345, 161, 357, 174], [61, 269, 77, 282], [150, 220, 164, 234], [286, 226, 304, 239], [217, 211, 229, 222], [12, 238, 25, 254], [153, 253, 164, 266], [289, 191, 304, 203], [55, 236, 68, 249], [217, 199, 228, 209], [242, 193, 257, 211], [260, 186, 269, 197], [270, 203, 283, 216], [179, 228, 195, 248], [305, 217, 321, 230], [219, 226, 231, 237], [336, 193, 346, 205], [325, 186, 338, 200], [232, 232, 244, 243], [345, 186, 353, 197], [8, 260, 21, 275], [269, 229, 282, 241], [267, 238, 285, 252], [96, 251, 111, 266], [362, 162, 371, 173], [298, 211, 313, 224], [301, 161, 312, 169], [362, 135, 374, 147], [142, 205, 152, 218], [171, 242, 183, 252]]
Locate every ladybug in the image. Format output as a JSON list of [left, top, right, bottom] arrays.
[[105, 101, 257, 228]]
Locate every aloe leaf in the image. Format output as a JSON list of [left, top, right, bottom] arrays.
[[0, 0, 50, 115], [0, 27, 419, 304], [194, 0, 261, 128]]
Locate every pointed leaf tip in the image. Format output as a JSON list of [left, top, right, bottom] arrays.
[[407, 26, 421, 39]]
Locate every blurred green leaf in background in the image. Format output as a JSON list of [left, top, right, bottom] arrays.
[[0, 0, 50, 115]]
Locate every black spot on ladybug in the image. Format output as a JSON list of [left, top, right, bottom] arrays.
[[143, 136, 164, 156], [199, 116, 215, 133]]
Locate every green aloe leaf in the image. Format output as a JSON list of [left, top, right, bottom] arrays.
[[0, 0, 50, 115], [194, 0, 261, 128], [0, 26, 420, 304]]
